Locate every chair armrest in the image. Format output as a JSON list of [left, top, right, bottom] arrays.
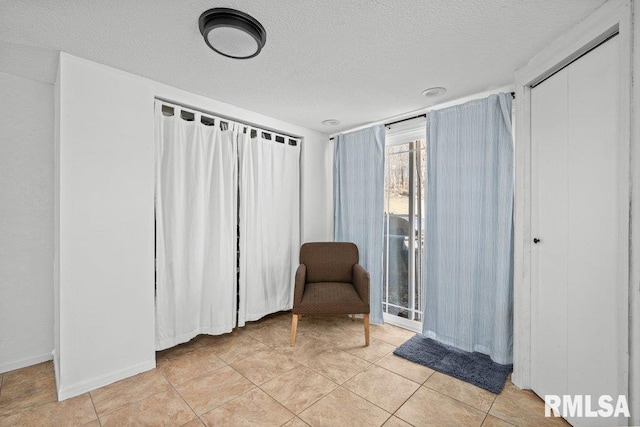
[[352, 264, 370, 304], [294, 264, 307, 306]]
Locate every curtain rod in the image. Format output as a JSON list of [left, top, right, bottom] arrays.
[[385, 113, 426, 128], [155, 97, 302, 142], [328, 92, 515, 141]]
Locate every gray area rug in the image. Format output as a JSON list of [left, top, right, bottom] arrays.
[[394, 334, 512, 394]]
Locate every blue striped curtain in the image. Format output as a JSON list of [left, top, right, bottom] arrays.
[[334, 125, 385, 324], [423, 93, 514, 364]]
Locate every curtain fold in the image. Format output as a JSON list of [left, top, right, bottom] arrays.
[[334, 125, 385, 324], [238, 132, 300, 326], [154, 104, 238, 350], [422, 93, 514, 364]]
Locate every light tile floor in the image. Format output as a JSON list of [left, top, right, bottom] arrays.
[[0, 313, 569, 426]]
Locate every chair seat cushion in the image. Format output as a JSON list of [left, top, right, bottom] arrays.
[[295, 282, 369, 315]]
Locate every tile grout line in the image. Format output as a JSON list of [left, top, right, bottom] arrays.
[[258, 381, 333, 422], [301, 357, 372, 387], [487, 411, 518, 427], [269, 322, 422, 409], [380, 413, 394, 426], [212, 335, 274, 366], [169, 351, 287, 425], [340, 344, 396, 365], [336, 385, 397, 426], [91, 365, 195, 419], [277, 415, 298, 427], [294, 374, 396, 425], [337, 381, 407, 422], [88, 391, 103, 427], [390, 383, 422, 427], [156, 341, 202, 362], [372, 361, 432, 385], [196, 367, 295, 423], [481, 391, 499, 426], [480, 411, 490, 426], [157, 352, 229, 388], [206, 324, 346, 399], [215, 318, 415, 425], [251, 326, 390, 419], [389, 377, 423, 420], [159, 369, 206, 426], [293, 384, 335, 424], [419, 385, 493, 417], [236, 362, 302, 389], [484, 395, 518, 427], [251, 381, 298, 427], [255, 362, 341, 414], [394, 366, 501, 415], [97, 387, 178, 420], [0, 369, 58, 419], [375, 364, 435, 423]]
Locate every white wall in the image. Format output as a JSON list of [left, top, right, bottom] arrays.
[[0, 71, 54, 373], [630, 1, 640, 422], [55, 52, 333, 399], [53, 63, 61, 387], [301, 134, 333, 242]]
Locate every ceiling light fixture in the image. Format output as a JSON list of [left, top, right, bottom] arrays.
[[322, 119, 340, 126], [421, 87, 447, 97], [199, 8, 266, 59]]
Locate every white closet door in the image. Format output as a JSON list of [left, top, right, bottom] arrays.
[[531, 35, 621, 426], [531, 66, 570, 400]]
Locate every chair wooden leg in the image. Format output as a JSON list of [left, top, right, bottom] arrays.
[[364, 314, 370, 346], [291, 314, 299, 347]]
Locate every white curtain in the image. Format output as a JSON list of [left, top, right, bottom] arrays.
[[238, 131, 300, 326], [155, 102, 238, 350]]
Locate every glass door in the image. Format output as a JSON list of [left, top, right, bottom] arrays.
[[383, 136, 425, 331]]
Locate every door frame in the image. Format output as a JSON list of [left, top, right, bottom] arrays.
[[383, 128, 426, 331], [512, 0, 635, 410]]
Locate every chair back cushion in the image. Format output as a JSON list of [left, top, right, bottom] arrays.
[[300, 242, 359, 283]]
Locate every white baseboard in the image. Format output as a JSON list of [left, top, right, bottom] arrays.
[[52, 349, 60, 387], [56, 359, 156, 401], [0, 352, 53, 374]]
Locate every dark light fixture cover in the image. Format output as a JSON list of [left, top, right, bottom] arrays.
[[199, 8, 266, 59]]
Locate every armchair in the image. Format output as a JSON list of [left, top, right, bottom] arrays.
[[290, 242, 370, 346]]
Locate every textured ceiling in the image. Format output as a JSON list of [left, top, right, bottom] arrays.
[[0, 0, 606, 133]]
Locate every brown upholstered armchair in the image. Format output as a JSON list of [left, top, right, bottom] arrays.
[[290, 242, 370, 346]]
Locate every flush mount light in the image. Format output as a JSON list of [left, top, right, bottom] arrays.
[[322, 119, 340, 126], [421, 87, 447, 97], [199, 8, 266, 59]]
